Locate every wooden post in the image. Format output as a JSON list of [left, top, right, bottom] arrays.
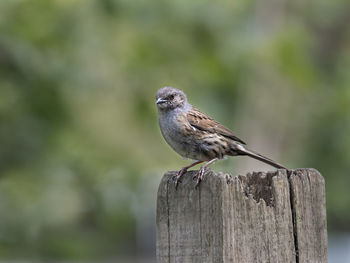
[[156, 169, 327, 263]]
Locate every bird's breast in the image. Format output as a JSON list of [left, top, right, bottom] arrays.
[[158, 110, 200, 160]]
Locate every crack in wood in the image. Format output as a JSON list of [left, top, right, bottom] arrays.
[[156, 169, 327, 262]]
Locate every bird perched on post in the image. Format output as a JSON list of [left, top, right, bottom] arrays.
[[155, 87, 286, 188]]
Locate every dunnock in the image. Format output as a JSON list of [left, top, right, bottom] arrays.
[[156, 87, 286, 188]]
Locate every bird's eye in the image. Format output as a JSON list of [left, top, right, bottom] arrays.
[[168, 94, 174, 100]]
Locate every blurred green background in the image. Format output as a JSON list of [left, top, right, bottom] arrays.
[[0, 0, 349, 262]]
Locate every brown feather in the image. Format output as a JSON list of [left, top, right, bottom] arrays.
[[187, 108, 246, 145]]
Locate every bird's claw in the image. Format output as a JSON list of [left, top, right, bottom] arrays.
[[194, 167, 207, 189], [174, 168, 187, 190]]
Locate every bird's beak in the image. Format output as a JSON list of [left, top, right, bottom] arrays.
[[156, 98, 167, 105]]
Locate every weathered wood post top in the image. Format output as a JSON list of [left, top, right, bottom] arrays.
[[156, 168, 327, 263]]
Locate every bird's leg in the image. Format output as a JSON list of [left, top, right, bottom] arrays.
[[195, 158, 219, 188], [174, 160, 203, 189]]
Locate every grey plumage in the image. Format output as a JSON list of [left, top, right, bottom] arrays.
[[156, 87, 286, 187]]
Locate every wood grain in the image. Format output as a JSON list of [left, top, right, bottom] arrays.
[[156, 169, 327, 263]]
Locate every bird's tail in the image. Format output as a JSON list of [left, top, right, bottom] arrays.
[[237, 146, 286, 169]]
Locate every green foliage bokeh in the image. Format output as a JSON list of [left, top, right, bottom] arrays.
[[0, 0, 349, 260]]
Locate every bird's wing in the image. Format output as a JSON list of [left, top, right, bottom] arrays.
[[186, 108, 246, 145]]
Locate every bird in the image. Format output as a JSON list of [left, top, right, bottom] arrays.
[[155, 86, 286, 188]]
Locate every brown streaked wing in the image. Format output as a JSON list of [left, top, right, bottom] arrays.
[[187, 108, 246, 145]]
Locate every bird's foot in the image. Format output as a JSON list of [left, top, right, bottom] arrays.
[[194, 166, 207, 189], [174, 167, 187, 190]]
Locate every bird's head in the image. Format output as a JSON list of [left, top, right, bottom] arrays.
[[155, 87, 188, 111]]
